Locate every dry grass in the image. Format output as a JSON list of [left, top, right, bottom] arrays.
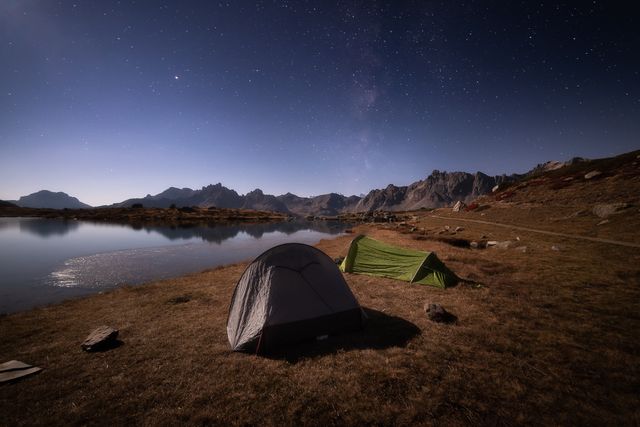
[[1, 218, 639, 426], [2, 156, 639, 425]]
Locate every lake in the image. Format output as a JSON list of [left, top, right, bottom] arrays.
[[0, 217, 353, 314]]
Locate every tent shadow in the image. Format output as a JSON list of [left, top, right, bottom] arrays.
[[264, 307, 421, 363]]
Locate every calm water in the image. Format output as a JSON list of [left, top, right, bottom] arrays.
[[0, 217, 352, 313]]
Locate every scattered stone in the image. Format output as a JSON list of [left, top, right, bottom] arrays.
[[584, 170, 602, 180], [486, 240, 498, 246], [562, 176, 574, 182], [516, 236, 521, 241], [81, 326, 120, 352], [491, 184, 500, 193], [444, 225, 451, 231], [551, 245, 560, 251], [593, 203, 628, 218], [516, 246, 527, 253], [424, 303, 457, 324], [597, 219, 610, 226], [452, 201, 465, 212], [410, 227, 416, 232], [454, 226, 464, 232], [470, 241, 478, 248]]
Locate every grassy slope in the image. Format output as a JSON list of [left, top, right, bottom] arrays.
[[1, 152, 639, 426]]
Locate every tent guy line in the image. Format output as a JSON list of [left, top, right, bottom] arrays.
[[429, 215, 640, 248]]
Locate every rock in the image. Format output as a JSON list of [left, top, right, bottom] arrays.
[[495, 241, 512, 249], [452, 201, 465, 212], [597, 219, 610, 226], [444, 225, 451, 231], [516, 246, 527, 253], [424, 304, 457, 324], [81, 326, 119, 352], [486, 240, 498, 246], [593, 203, 628, 218], [454, 226, 464, 232], [551, 245, 560, 251], [584, 170, 602, 180], [491, 184, 500, 193], [470, 241, 478, 248]]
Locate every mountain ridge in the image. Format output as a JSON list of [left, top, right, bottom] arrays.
[[8, 151, 627, 214], [111, 169, 519, 216]]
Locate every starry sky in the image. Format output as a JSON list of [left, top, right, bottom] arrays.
[[1, 1, 638, 206]]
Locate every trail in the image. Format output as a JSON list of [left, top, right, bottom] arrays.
[[429, 215, 640, 248]]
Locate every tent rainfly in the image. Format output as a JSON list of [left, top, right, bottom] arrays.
[[340, 235, 458, 288], [227, 243, 364, 354]]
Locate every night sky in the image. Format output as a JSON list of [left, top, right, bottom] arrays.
[[1, 1, 638, 205]]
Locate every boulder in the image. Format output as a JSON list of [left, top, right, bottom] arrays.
[[452, 201, 465, 212], [81, 326, 119, 352], [593, 203, 628, 218], [424, 304, 457, 324], [584, 170, 602, 180], [491, 184, 500, 193]]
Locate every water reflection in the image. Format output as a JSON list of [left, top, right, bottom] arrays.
[[11, 218, 350, 242], [147, 220, 350, 243], [0, 217, 354, 314], [11, 218, 81, 237]]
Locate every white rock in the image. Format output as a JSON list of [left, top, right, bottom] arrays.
[[486, 241, 498, 246], [452, 201, 465, 212], [492, 184, 500, 193], [584, 170, 602, 180]]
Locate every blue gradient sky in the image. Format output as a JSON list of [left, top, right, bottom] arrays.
[[1, 1, 638, 206]]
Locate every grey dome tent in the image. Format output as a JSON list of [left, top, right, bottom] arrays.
[[227, 243, 364, 354]]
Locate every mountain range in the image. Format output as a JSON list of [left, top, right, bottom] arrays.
[[6, 157, 595, 214], [108, 169, 516, 216]]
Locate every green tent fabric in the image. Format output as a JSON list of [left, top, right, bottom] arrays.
[[339, 235, 458, 288]]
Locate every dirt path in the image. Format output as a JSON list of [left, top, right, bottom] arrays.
[[429, 215, 640, 248]]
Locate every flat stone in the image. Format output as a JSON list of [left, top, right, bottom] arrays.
[[81, 326, 119, 352], [486, 240, 498, 246]]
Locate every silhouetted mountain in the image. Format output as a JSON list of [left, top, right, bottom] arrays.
[[110, 170, 519, 215], [14, 190, 92, 209]]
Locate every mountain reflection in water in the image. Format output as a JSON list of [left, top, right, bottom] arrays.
[[0, 217, 353, 313]]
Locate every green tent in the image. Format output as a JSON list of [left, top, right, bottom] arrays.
[[339, 235, 458, 288]]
